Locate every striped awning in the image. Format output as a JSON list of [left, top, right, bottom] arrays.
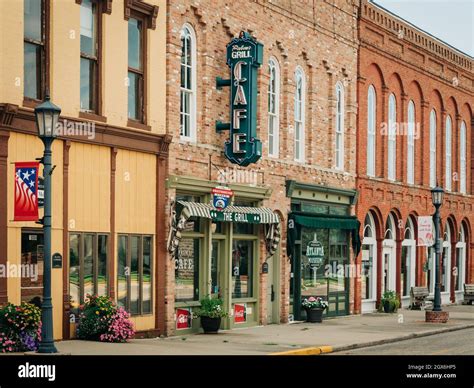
[[177, 201, 280, 224]]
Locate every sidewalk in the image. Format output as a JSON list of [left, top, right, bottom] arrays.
[[55, 305, 474, 355]]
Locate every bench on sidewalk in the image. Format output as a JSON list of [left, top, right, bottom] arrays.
[[463, 284, 474, 305], [410, 287, 432, 310]]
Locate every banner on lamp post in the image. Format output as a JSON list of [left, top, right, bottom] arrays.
[[418, 216, 434, 246], [14, 162, 40, 221]]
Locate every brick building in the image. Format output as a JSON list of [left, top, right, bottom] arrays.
[[355, 0, 474, 314], [163, 0, 360, 335]]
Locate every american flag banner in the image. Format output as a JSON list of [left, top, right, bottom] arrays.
[[14, 162, 40, 221]]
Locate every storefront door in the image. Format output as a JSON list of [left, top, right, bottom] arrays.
[[327, 230, 349, 317], [265, 255, 276, 323], [211, 240, 223, 297], [382, 245, 396, 293], [293, 228, 350, 320], [21, 229, 44, 304]]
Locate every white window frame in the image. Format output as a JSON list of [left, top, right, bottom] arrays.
[[388, 94, 397, 181], [382, 213, 397, 292], [401, 217, 416, 303], [294, 67, 305, 163], [268, 58, 280, 158], [456, 225, 466, 293], [179, 23, 197, 142], [460, 121, 467, 194], [362, 212, 377, 306], [335, 82, 345, 170], [367, 85, 376, 177], [445, 115, 452, 191], [442, 226, 451, 298], [407, 100, 415, 184], [429, 109, 437, 188]]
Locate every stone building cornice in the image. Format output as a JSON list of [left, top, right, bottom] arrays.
[[0, 103, 172, 157], [361, 0, 473, 74]]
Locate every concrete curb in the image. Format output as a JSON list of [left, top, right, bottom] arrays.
[[271, 345, 333, 356], [330, 323, 474, 354], [269, 323, 474, 356]]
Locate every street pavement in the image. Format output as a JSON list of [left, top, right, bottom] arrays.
[[55, 305, 474, 355], [332, 327, 474, 355]]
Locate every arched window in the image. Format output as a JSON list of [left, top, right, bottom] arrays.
[[460, 121, 467, 194], [385, 213, 395, 240], [268, 58, 280, 157], [180, 24, 197, 141], [362, 211, 377, 305], [367, 85, 376, 177], [294, 67, 305, 162], [429, 109, 437, 187], [407, 101, 415, 184], [363, 213, 375, 238], [401, 216, 416, 297], [335, 82, 345, 170], [445, 115, 452, 191], [388, 94, 397, 181]]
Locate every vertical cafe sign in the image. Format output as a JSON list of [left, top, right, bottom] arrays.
[[217, 31, 263, 166]]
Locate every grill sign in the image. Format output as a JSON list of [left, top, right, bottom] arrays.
[[217, 31, 263, 166]]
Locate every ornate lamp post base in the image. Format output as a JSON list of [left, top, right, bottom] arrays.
[[425, 310, 449, 323]]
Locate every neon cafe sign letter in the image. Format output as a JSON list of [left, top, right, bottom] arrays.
[[216, 31, 263, 166]]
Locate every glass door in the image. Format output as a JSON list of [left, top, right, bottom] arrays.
[[327, 229, 349, 317], [382, 247, 393, 293], [296, 228, 350, 320], [211, 240, 221, 297]]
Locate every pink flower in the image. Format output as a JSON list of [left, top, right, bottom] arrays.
[[308, 297, 316, 302]]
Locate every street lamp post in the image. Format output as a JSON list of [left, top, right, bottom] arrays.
[[431, 186, 444, 313], [35, 91, 61, 353]]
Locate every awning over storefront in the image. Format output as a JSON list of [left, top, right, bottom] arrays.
[[290, 213, 360, 230], [177, 201, 280, 224], [287, 212, 361, 259], [168, 201, 281, 257]]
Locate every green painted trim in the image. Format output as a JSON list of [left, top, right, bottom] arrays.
[[175, 301, 201, 308], [168, 175, 272, 199], [180, 232, 205, 238], [231, 297, 258, 303], [270, 244, 281, 324], [286, 179, 358, 205]]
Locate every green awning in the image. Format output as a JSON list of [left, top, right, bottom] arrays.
[[177, 201, 280, 224], [291, 214, 360, 230], [287, 212, 361, 258]]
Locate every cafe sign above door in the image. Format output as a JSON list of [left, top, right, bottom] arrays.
[[216, 31, 263, 167]]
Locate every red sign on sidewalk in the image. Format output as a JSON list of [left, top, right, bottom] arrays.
[[176, 308, 192, 330], [234, 303, 246, 323], [14, 162, 40, 221]]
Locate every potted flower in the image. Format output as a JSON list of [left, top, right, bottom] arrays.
[[380, 290, 400, 313], [194, 296, 228, 334], [301, 296, 328, 323]]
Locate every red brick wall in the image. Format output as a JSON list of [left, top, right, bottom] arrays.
[[355, 0, 474, 313]]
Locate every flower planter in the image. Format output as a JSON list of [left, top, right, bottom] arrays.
[[383, 300, 397, 313], [305, 308, 324, 323], [200, 316, 221, 333]]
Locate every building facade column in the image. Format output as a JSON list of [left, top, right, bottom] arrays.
[[0, 129, 10, 304], [62, 141, 71, 339]]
